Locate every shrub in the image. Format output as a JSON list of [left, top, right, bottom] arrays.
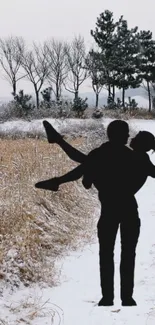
[[9, 90, 35, 118], [14, 90, 34, 110], [72, 97, 88, 117], [92, 107, 103, 119], [41, 87, 52, 107]]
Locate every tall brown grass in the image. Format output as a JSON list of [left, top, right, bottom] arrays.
[[0, 137, 98, 287]]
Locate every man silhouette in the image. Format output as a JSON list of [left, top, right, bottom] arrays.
[[35, 120, 155, 306]]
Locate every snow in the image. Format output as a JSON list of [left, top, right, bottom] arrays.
[[0, 118, 155, 324], [1, 117, 154, 137]]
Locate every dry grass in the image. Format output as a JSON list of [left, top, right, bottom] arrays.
[[1, 293, 64, 325], [0, 118, 137, 289], [85, 107, 155, 119], [0, 137, 98, 288], [102, 108, 155, 120]]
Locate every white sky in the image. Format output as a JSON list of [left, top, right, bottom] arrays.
[[0, 0, 154, 98]]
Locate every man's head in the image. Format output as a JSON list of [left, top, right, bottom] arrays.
[[130, 131, 155, 152], [107, 120, 129, 145]]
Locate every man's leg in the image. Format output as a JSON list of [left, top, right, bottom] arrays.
[[97, 216, 119, 305], [120, 214, 141, 305]]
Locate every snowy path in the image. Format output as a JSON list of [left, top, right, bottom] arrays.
[[0, 119, 155, 325]]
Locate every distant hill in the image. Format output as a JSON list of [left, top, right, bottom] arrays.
[[0, 87, 149, 111], [79, 87, 149, 108], [0, 96, 12, 104]]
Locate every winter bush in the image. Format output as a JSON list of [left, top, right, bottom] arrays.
[[71, 97, 88, 118], [92, 107, 103, 119]]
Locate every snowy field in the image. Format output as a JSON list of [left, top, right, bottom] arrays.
[[0, 118, 155, 325]]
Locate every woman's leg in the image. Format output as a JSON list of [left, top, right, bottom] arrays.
[[35, 164, 85, 190], [43, 120, 86, 163]]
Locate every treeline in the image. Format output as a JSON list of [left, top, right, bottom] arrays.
[[0, 10, 155, 112]]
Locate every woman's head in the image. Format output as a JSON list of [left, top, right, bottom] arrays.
[[130, 131, 155, 152]]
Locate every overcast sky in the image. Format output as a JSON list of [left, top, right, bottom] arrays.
[[0, 0, 154, 98]]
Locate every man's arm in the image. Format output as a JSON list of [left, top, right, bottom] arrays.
[[58, 164, 84, 184], [58, 149, 97, 186], [35, 148, 98, 192], [35, 156, 93, 191], [82, 148, 99, 189]]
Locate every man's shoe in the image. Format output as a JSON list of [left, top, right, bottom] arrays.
[[98, 297, 114, 306], [43, 120, 61, 143], [122, 297, 137, 306]]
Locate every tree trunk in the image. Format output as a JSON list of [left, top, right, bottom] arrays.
[[108, 84, 111, 98], [112, 85, 115, 102], [75, 90, 78, 100], [35, 89, 40, 109], [152, 97, 155, 110], [147, 81, 152, 112], [12, 81, 16, 97], [56, 82, 60, 102], [95, 93, 99, 108], [59, 86, 62, 100], [122, 87, 125, 110]]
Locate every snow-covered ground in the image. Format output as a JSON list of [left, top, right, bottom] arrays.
[[0, 118, 155, 325]]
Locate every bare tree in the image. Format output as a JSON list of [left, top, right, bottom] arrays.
[[45, 39, 69, 102], [19, 43, 50, 109], [0, 36, 26, 96], [64, 35, 88, 100]]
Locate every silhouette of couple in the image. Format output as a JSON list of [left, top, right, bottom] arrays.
[[35, 120, 155, 306]]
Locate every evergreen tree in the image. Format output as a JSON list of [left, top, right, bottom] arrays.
[[90, 10, 121, 102], [14, 90, 33, 112], [114, 20, 141, 108], [137, 30, 155, 111], [85, 50, 106, 108], [41, 87, 52, 105]]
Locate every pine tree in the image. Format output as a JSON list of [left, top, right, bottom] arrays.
[[41, 87, 52, 105], [114, 20, 141, 109], [85, 50, 106, 107], [90, 10, 121, 102], [137, 30, 155, 111]]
